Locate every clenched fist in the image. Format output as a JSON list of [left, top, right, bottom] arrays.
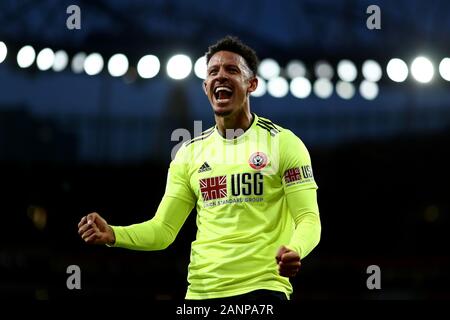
[[276, 245, 301, 277], [77, 212, 115, 245]]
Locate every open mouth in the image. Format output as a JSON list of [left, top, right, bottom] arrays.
[[213, 86, 233, 102]]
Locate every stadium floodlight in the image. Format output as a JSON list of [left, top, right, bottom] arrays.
[[250, 76, 266, 97], [0, 41, 7, 63], [286, 60, 306, 79], [336, 81, 355, 99], [71, 52, 86, 74], [52, 50, 68, 72], [359, 80, 379, 100], [108, 53, 129, 77], [439, 58, 450, 81], [17, 45, 36, 68], [290, 77, 312, 98], [36, 48, 55, 71], [313, 78, 333, 99], [166, 54, 192, 80], [194, 56, 207, 79], [337, 60, 357, 82], [84, 53, 104, 76], [386, 58, 408, 82], [137, 55, 160, 79], [267, 77, 289, 98], [315, 60, 334, 79], [411, 56, 434, 83], [362, 60, 382, 82], [258, 58, 281, 80]]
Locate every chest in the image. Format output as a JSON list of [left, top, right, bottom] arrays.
[[188, 146, 282, 202]]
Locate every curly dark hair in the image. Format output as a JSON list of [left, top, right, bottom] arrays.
[[205, 35, 259, 77]]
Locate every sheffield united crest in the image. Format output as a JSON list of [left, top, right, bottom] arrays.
[[249, 152, 268, 170]]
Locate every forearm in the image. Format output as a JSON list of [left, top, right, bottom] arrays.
[[111, 218, 174, 251], [109, 195, 194, 251], [286, 189, 321, 259]]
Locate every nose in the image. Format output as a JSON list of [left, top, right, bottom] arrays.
[[214, 67, 228, 81]]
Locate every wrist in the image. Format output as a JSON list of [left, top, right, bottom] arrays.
[[107, 225, 116, 246]]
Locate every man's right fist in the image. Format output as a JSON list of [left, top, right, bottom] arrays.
[[77, 212, 115, 245]]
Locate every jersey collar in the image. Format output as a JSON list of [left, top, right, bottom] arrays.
[[214, 113, 258, 143]]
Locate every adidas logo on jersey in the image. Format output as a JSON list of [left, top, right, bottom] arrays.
[[198, 162, 212, 173]]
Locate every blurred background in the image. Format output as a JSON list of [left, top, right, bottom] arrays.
[[0, 0, 449, 302]]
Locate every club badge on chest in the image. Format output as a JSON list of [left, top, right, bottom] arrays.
[[248, 152, 268, 170]]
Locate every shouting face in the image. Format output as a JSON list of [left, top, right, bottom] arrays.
[[203, 51, 258, 117]]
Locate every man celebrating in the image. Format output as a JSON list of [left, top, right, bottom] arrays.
[[78, 35, 321, 301]]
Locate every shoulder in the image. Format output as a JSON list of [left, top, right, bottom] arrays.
[[170, 126, 215, 164], [255, 115, 284, 137], [183, 126, 215, 148]]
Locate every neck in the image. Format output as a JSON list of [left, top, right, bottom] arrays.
[[215, 108, 253, 139]]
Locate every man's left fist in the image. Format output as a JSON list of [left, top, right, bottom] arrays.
[[276, 245, 301, 277]]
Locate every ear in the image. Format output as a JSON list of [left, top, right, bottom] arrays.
[[247, 76, 258, 94], [203, 80, 208, 96]]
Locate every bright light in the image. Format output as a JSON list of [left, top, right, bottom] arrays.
[[251, 76, 266, 97], [36, 48, 55, 71], [258, 58, 280, 80], [411, 56, 434, 83], [71, 52, 86, 74], [315, 61, 334, 79], [267, 77, 289, 98], [52, 50, 68, 72], [84, 53, 104, 76], [336, 81, 355, 99], [0, 41, 7, 63], [137, 55, 160, 79], [386, 58, 408, 82], [194, 56, 207, 79], [359, 80, 379, 100], [439, 58, 450, 81], [17, 45, 36, 68], [337, 60, 357, 82], [313, 78, 333, 99], [362, 60, 382, 82], [286, 60, 306, 78], [166, 54, 192, 80], [108, 53, 129, 77], [290, 77, 311, 98]]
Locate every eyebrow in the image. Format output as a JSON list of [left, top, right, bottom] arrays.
[[207, 63, 240, 71]]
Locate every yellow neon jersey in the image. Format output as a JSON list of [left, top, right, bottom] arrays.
[[111, 113, 321, 300]]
